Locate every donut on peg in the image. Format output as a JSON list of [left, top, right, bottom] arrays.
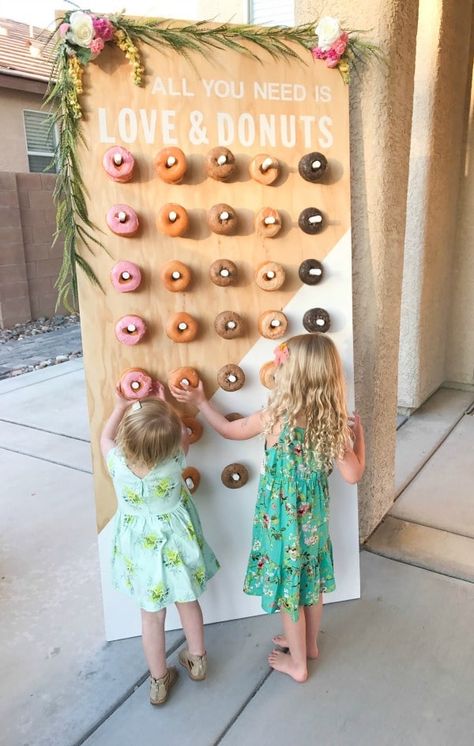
[[258, 310, 288, 339], [217, 364, 245, 392], [182, 466, 201, 493], [102, 146, 135, 183], [106, 204, 139, 236], [160, 260, 192, 292], [221, 463, 249, 489], [303, 308, 331, 333], [157, 203, 189, 237], [299, 259, 324, 285], [208, 203, 238, 236], [115, 315, 147, 346], [214, 311, 244, 340], [181, 416, 203, 444], [255, 262, 286, 291], [225, 412, 243, 422], [166, 312, 198, 343], [206, 147, 236, 181], [260, 361, 277, 389], [110, 261, 142, 293], [119, 368, 153, 399], [298, 152, 328, 182], [209, 259, 238, 287], [155, 146, 187, 184], [249, 154, 280, 185], [298, 207, 324, 235], [255, 207, 282, 238], [168, 367, 199, 390]]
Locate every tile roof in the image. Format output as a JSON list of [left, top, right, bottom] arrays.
[[0, 17, 54, 81]]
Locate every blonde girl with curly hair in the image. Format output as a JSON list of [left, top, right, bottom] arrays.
[[172, 333, 365, 683]]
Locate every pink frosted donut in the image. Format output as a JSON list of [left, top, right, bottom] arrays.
[[115, 315, 146, 346], [110, 261, 142, 293], [106, 204, 139, 236], [119, 368, 153, 400], [102, 146, 135, 183]]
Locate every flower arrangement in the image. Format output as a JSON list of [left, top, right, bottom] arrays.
[[311, 16, 381, 83], [274, 342, 290, 366]]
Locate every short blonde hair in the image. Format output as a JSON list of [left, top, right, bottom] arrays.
[[117, 399, 182, 468]]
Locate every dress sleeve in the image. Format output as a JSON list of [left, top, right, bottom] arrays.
[[105, 447, 117, 477]]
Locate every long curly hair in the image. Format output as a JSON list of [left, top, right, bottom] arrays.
[[264, 333, 351, 471]]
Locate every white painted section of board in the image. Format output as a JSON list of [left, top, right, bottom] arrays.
[[98, 230, 360, 641]]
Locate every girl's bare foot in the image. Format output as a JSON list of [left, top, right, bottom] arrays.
[[272, 634, 319, 659], [268, 649, 308, 682]]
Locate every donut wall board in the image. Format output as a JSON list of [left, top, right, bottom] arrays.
[[76, 35, 360, 640]]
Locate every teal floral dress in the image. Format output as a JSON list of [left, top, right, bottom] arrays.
[[244, 426, 335, 621], [106, 448, 219, 612]]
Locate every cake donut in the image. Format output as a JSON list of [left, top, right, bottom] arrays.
[[157, 203, 189, 237], [214, 311, 244, 340], [106, 204, 139, 236], [155, 147, 187, 184], [221, 463, 249, 489], [255, 207, 282, 238], [225, 412, 243, 422], [303, 308, 331, 333], [298, 152, 328, 182], [298, 207, 324, 235], [217, 364, 245, 392], [119, 367, 153, 400], [206, 147, 236, 181], [115, 315, 147, 346], [181, 416, 203, 444], [110, 261, 142, 293], [102, 146, 135, 183], [249, 154, 280, 185], [255, 262, 286, 291], [166, 312, 198, 343], [259, 361, 277, 389], [298, 259, 324, 285], [168, 367, 199, 390], [209, 259, 238, 287], [208, 204, 238, 236], [258, 310, 288, 339], [182, 466, 200, 493], [160, 260, 192, 292]]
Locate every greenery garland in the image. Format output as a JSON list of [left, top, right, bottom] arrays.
[[45, 10, 381, 311]]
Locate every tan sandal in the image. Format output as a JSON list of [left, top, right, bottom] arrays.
[[149, 666, 178, 705], [178, 649, 207, 681]]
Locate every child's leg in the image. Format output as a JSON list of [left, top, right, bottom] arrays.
[[141, 608, 167, 679], [303, 594, 323, 658], [175, 600, 205, 656], [268, 607, 308, 682]]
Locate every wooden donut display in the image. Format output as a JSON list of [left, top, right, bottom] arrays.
[[249, 154, 280, 185], [209, 259, 238, 287], [303, 308, 331, 333], [259, 361, 277, 389], [168, 367, 199, 390], [181, 416, 204, 444], [118, 368, 153, 400], [255, 207, 282, 238], [106, 204, 139, 236], [166, 312, 199, 342], [110, 261, 142, 293], [160, 260, 192, 292], [207, 203, 238, 236], [206, 147, 237, 181], [157, 203, 189, 237], [298, 152, 328, 182], [114, 315, 147, 346], [217, 364, 245, 392], [155, 146, 187, 184], [299, 259, 324, 285], [298, 207, 324, 235], [255, 262, 286, 291], [214, 311, 244, 339], [102, 146, 135, 183], [182, 466, 201, 493], [257, 310, 288, 339], [221, 463, 249, 489]]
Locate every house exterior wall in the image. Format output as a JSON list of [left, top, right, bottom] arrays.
[[0, 87, 44, 173]]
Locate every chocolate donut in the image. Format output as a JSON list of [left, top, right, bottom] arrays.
[[115, 315, 146, 346], [298, 259, 324, 285], [225, 412, 243, 422], [255, 207, 282, 238], [168, 367, 199, 390], [183, 466, 201, 493], [298, 152, 328, 182], [214, 311, 244, 339], [155, 146, 187, 184], [110, 261, 142, 293], [221, 463, 249, 489], [181, 416, 203, 444], [258, 310, 288, 339], [209, 259, 238, 287], [106, 204, 139, 236], [259, 361, 277, 389], [206, 147, 236, 181], [249, 154, 280, 185], [208, 204, 238, 236], [166, 312, 198, 343], [161, 260, 192, 292], [303, 308, 331, 333], [298, 207, 324, 235], [102, 146, 135, 183], [217, 364, 245, 392], [119, 367, 153, 400], [157, 203, 189, 237], [255, 262, 285, 291]]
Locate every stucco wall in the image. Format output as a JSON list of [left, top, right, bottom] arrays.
[[0, 88, 45, 173]]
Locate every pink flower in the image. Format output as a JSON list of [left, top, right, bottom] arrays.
[[92, 17, 114, 41], [325, 48, 341, 68], [311, 46, 327, 60], [273, 342, 290, 366], [90, 37, 105, 55], [333, 31, 348, 56], [59, 22, 70, 37]]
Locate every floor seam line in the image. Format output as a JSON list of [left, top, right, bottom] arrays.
[[212, 669, 274, 745], [0, 417, 90, 443], [362, 546, 474, 584], [0, 445, 92, 473], [0, 364, 83, 395]]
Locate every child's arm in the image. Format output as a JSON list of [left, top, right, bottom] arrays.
[[170, 381, 264, 441], [100, 389, 130, 459], [336, 413, 366, 484]]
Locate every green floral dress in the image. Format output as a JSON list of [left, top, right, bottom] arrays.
[[244, 426, 335, 621], [106, 448, 219, 612]]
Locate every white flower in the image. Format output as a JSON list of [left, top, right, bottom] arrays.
[[315, 16, 342, 51], [68, 11, 94, 48]]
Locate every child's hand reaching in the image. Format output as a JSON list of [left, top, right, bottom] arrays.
[[170, 380, 207, 407], [150, 379, 166, 402], [348, 411, 363, 443]]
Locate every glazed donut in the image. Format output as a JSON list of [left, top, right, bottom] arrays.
[[299, 259, 324, 285], [168, 367, 199, 390], [249, 153, 280, 185], [166, 312, 198, 343], [303, 308, 331, 333], [259, 361, 277, 389], [155, 147, 187, 184], [258, 310, 288, 339], [181, 416, 203, 444], [106, 204, 139, 236], [206, 147, 236, 182], [208, 204, 238, 236], [255, 207, 282, 238], [209, 259, 238, 287], [157, 203, 189, 237], [102, 146, 135, 183], [298, 207, 324, 235], [217, 364, 245, 392], [225, 412, 243, 422], [255, 262, 286, 291], [119, 368, 153, 399], [298, 152, 328, 182], [214, 311, 244, 340], [115, 315, 146, 346], [221, 463, 249, 489], [110, 261, 142, 293], [160, 260, 192, 292], [183, 466, 201, 493]]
